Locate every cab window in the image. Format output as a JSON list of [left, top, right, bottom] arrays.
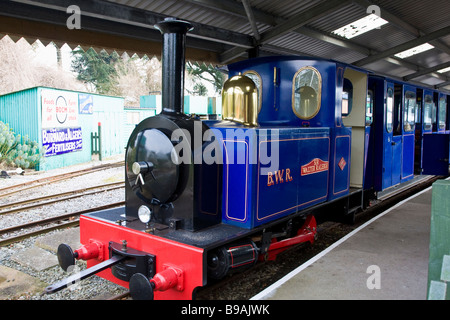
[[292, 66, 322, 120]]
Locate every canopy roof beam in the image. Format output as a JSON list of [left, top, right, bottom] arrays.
[[403, 61, 450, 81], [353, 26, 450, 67]]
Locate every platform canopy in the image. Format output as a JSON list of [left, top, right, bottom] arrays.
[[1, 0, 449, 91]]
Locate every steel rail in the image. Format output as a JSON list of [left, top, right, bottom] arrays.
[[0, 182, 124, 215], [0, 201, 125, 247], [0, 161, 124, 197]]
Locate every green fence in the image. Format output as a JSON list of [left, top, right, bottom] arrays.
[[428, 179, 450, 300]]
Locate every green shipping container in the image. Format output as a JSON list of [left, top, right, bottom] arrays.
[[0, 87, 124, 171], [123, 107, 156, 147]]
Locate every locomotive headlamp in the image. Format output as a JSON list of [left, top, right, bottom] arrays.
[[138, 205, 152, 224]]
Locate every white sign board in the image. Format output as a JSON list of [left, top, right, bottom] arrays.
[[41, 89, 79, 128]]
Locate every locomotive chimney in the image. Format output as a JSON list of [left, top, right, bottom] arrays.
[[155, 18, 193, 115]]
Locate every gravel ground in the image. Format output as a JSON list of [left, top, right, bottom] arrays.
[[0, 155, 129, 300]]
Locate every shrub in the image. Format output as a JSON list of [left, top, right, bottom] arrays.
[[0, 121, 43, 169]]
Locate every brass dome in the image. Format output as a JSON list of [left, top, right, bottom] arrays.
[[222, 74, 258, 127]]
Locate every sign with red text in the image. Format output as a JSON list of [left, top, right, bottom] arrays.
[[41, 89, 79, 128], [301, 158, 329, 176]]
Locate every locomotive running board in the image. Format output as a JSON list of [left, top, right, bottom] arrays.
[[44, 255, 126, 294]]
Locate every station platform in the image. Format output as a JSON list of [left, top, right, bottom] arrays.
[[251, 182, 437, 300]]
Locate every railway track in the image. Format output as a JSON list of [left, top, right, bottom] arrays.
[[0, 201, 125, 247], [108, 291, 130, 300], [0, 160, 127, 300], [0, 181, 124, 216], [0, 162, 126, 247], [0, 161, 124, 199]]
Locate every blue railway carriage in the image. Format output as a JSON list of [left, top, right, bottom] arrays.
[[206, 56, 372, 228], [368, 76, 417, 191], [368, 76, 450, 185]]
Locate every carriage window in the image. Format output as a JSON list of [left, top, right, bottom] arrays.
[[415, 99, 421, 125], [366, 90, 373, 125], [292, 66, 322, 119], [403, 91, 416, 132], [393, 86, 402, 136], [438, 97, 447, 130], [386, 88, 394, 133], [424, 95, 433, 130], [432, 96, 437, 131], [243, 70, 262, 113], [342, 78, 353, 117]]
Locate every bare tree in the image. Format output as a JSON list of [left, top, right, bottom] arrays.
[[115, 54, 162, 106], [0, 36, 84, 95]]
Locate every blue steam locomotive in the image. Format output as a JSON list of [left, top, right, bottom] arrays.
[[46, 18, 449, 300]]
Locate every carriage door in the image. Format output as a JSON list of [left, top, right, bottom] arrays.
[[383, 82, 402, 187], [422, 92, 450, 175], [401, 86, 416, 182], [423, 134, 450, 175], [391, 83, 403, 185], [383, 83, 393, 188]]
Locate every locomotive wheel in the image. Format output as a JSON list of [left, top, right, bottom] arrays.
[[207, 247, 229, 280], [129, 273, 154, 300]]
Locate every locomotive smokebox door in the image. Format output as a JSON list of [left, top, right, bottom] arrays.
[[126, 128, 180, 204]]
